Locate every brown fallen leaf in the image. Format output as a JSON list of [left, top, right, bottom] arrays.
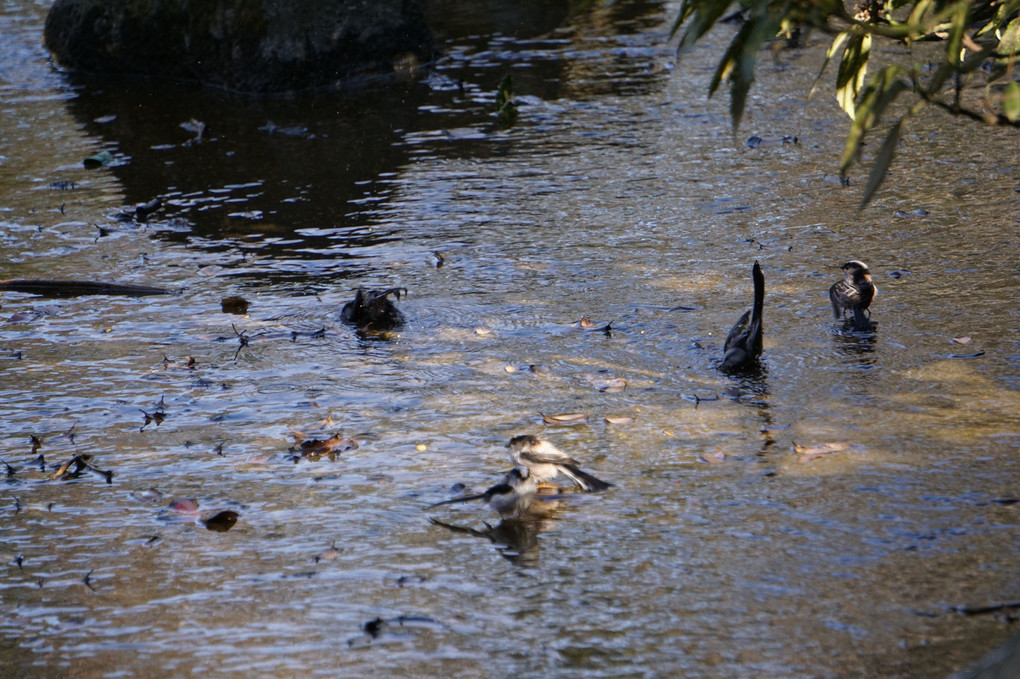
[[140, 409, 166, 430], [50, 453, 93, 481], [604, 416, 634, 425], [594, 378, 626, 393], [540, 412, 589, 425], [794, 442, 850, 463], [951, 336, 972, 345], [312, 414, 339, 430], [162, 355, 196, 370], [697, 451, 727, 464], [289, 433, 359, 461], [296, 434, 358, 454], [50, 454, 113, 483]]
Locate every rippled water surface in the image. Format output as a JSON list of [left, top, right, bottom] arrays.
[[2, 1, 1019, 677]]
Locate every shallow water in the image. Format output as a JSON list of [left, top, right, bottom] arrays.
[[1, 1, 1019, 677]]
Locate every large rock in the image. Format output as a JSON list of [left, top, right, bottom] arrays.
[[43, 0, 436, 93]]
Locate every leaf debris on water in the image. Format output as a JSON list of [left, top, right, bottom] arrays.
[[541, 412, 589, 425], [794, 442, 851, 463]]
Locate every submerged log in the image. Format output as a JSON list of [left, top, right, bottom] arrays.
[[0, 279, 171, 297]]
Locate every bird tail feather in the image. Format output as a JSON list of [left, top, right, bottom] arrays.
[[425, 493, 486, 510], [561, 464, 614, 492]]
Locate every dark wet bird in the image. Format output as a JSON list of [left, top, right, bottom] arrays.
[[340, 287, 406, 331], [506, 434, 613, 492], [720, 260, 764, 371], [426, 466, 537, 519], [829, 261, 875, 331]]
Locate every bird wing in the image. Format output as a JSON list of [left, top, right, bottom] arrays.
[[517, 439, 579, 465], [830, 278, 860, 312], [723, 309, 751, 353], [518, 448, 579, 466]]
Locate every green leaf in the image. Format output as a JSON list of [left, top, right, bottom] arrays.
[[944, 2, 970, 66], [836, 33, 872, 119], [840, 65, 910, 174], [995, 16, 1020, 58], [675, 0, 739, 53], [906, 0, 935, 29], [861, 118, 904, 206], [807, 31, 850, 104], [496, 74, 513, 112], [707, 4, 781, 129], [1003, 82, 1020, 122]]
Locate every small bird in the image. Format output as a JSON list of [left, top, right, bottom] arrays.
[[720, 260, 764, 371], [506, 434, 613, 492], [829, 261, 875, 331], [340, 287, 406, 331], [427, 466, 537, 519]]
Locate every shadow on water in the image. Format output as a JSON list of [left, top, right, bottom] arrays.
[[62, 75, 425, 254], [57, 0, 672, 289]]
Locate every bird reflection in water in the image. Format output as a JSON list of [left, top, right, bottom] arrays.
[[428, 486, 564, 566], [831, 322, 878, 367], [429, 513, 552, 567]]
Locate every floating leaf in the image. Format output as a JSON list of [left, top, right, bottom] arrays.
[[594, 378, 627, 393], [951, 336, 972, 344], [49, 453, 112, 483], [291, 434, 358, 460], [540, 412, 589, 425], [604, 416, 634, 425], [794, 441, 850, 463]]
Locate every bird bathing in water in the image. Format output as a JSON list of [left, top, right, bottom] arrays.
[[829, 260, 875, 332], [720, 260, 764, 371], [340, 287, 407, 332]]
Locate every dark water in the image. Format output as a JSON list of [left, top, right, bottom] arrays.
[[2, 1, 1019, 677]]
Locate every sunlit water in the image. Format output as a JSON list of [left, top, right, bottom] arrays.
[[1, 1, 1018, 677]]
